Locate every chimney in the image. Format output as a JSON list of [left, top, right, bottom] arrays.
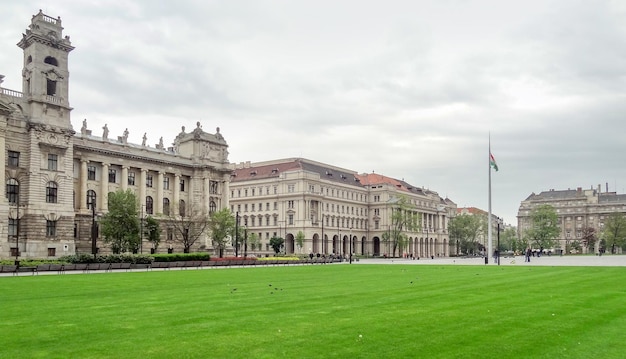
[[606, 182, 609, 193]]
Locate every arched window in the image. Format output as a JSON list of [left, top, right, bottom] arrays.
[[46, 181, 58, 203], [179, 200, 186, 217], [44, 56, 58, 66], [209, 200, 217, 214], [87, 190, 97, 209], [163, 198, 170, 216], [6, 178, 19, 203], [146, 196, 154, 215]]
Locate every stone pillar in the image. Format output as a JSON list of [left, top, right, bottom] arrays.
[[80, 159, 88, 210], [203, 177, 210, 214], [157, 171, 164, 214], [139, 169, 147, 209], [222, 175, 230, 209], [174, 173, 180, 214], [121, 166, 129, 191], [100, 163, 109, 211]]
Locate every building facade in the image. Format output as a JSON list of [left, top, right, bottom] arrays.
[[229, 158, 456, 257], [0, 11, 231, 260], [517, 185, 626, 254]]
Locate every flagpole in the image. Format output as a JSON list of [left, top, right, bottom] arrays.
[[487, 135, 493, 264]]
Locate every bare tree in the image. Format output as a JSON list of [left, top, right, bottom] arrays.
[[164, 201, 211, 253]]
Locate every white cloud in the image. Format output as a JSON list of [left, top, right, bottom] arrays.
[[2, 0, 626, 223]]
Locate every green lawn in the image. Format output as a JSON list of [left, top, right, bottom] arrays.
[[1, 264, 625, 358]]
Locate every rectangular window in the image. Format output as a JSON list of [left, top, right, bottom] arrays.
[[6, 180, 18, 204], [163, 176, 170, 190], [8, 151, 19, 167], [288, 200, 294, 209], [180, 179, 185, 192], [48, 154, 58, 171], [288, 184, 295, 193], [8, 218, 18, 236], [46, 79, 57, 96], [46, 220, 56, 237], [146, 175, 153, 188], [251, 204, 255, 212], [46, 183, 58, 203], [288, 214, 294, 225], [210, 180, 218, 194], [47, 248, 56, 257], [108, 169, 117, 183], [167, 228, 173, 241], [128, 172, 135, 186], [87, 165, 96, 180]]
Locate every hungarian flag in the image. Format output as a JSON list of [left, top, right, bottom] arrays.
[[489, 152, 499, 171]]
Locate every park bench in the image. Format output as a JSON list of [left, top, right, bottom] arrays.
[[1, 265, 18, 275]]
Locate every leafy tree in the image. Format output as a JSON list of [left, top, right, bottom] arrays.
[[269, 236, 284, 254], [525, 204, 560, 250], [208, 208, 236, 258], [601, 213, 626, 254], [448, 213, 484, 255], [166, 201, 211, 253], [295, 231, 305, 253], [499, 226, 520, 252], [388, 196, 420, 257], [100, 189, 140, 254], [248, 232, 260, 252], [144, 216, 161, 252], [581, 226, 597, 253]]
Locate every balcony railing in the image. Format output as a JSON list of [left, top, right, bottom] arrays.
[[1, 88, 23, 98]]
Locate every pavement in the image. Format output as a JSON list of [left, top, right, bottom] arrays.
[[2, 255, 625, 277], [353, 254, 626, 267]]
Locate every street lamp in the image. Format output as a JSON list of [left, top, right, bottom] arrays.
[[235, 211, 240, 257], [14, 192, 20, 266], [139, 204, 144, 254], [496, 217, 502, 266], [349, 227, 353, 264]]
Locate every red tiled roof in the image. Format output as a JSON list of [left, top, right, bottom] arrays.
[[231, 160, 302, 181]]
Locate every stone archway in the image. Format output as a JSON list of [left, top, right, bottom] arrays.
[[285, 233, 294, 254], [312, 233, 320, 254], [373, 236, 381, 256]]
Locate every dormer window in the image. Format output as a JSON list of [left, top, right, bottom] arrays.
[[271, 168, 278, 174], [250, 170, 257, 176]]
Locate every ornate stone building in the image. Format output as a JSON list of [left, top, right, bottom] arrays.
[[229, 158, 456, 257], [517, 185, 626, 254], [0, 11, 231, 259]]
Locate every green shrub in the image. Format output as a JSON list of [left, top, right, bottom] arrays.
[[151, 253, 210, 262]]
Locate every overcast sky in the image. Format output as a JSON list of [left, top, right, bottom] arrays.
[[2, 1, 626, 224]]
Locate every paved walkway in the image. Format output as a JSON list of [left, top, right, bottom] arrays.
[[353, 254, 626, 267]]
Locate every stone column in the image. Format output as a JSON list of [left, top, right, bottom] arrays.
[[173, 173, 180, 214], [203, 177, 210, 214], [139, 169, 147, 209], [100, 163, 109, 211], [157, 171, 164, 214], [121, 166, 129, 191], [80, 159, 88, 210]]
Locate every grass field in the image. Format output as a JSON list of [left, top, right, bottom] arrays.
[[1, 264, 625, 358]]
